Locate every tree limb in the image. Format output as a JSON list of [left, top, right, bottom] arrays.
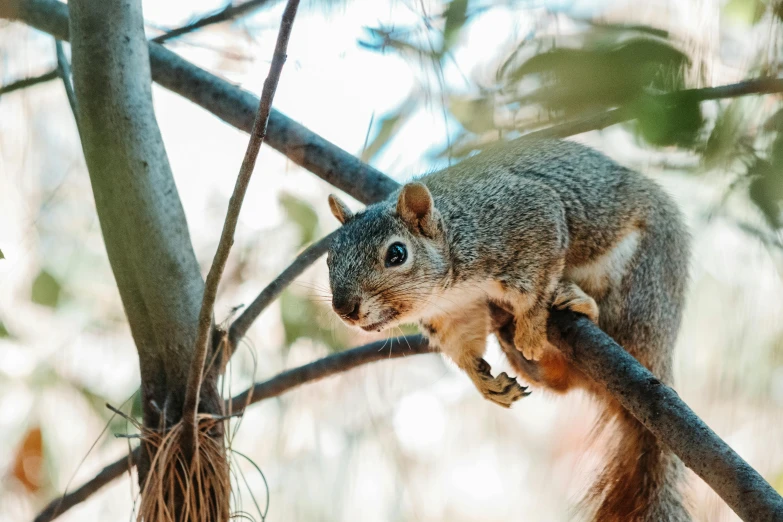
[[0, 69, 58, 96], [66, 0, 223, 497], [183, 0, 300, 452], [228, 334, 431, 408], [33, 335, 431, 522], [544, 310, 783, 522], [11, 0, 399, 206], [54, 40, 77, 123], [151, 0, 275, 44], [33, 448, 138, 522], [227, 232, 334, 349], [519, 78, 783, 141]]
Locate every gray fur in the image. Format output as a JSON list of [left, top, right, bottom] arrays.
[[327, 138, 691, 521]]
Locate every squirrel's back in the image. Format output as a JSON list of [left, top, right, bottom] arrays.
[[421, 138, 691, 521], [420, 139, 684, 268]]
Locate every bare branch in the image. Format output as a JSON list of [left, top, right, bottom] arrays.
[[0, 69, 58, 96], [33, 448, 138, 522], [183, 0, 301, 451], [54, 40, 77, 123], [228, 232, 334, 349], [229, 335, 431, 408], [33, 335, 431, 522], [544, 310, 783, 522], [10, 0, 402, 205], [151, 0, 275, 44], [519, 78, 783, 141]]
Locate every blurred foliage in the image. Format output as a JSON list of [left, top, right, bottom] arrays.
[[357, 1, 783, 235], [31, 269, 62, 308], [11, 426, 45, 494], [0, 319, 11, 339], [362, 96, 418, 162], [0, 247, 4, 259], [505, 33, 690, 114], [279, 193, 318, 247], [633, 93, 704, 147], [724, 0, 769, 25], [280, 289, 347, 351]]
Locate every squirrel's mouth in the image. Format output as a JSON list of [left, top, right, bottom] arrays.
[[359, 310, 399, 332]]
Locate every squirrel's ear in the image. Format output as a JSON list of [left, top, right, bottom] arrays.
[[397, 182, 439, 236], [328, 194, 353, 225]]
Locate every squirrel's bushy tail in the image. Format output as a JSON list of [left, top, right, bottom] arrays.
[[586, 401, 688, 522]]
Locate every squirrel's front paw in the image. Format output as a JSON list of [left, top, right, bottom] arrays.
[[472, 358, 530, 408]]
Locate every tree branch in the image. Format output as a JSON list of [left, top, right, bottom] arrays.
[[519, 78, 783, 141], [65, 0, 223, 499], [183, 0, 301, 452], [33, 448, 139, 522], [228, 334, 431, 408], [544, 310, 783, 522], [33, 335, 431, 522], [151, 0, 275, 44], [228, 232, 334, 349], [11, 0, 399, 206], [54, 40, 77, 123], [0, 69, 58, 96]]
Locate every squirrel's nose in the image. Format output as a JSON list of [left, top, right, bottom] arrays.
[[333, 296, 361, 321]]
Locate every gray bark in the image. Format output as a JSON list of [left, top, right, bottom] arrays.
[[65, 0, 223, 488]]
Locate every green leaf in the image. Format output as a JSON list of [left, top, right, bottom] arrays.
[[448, 95, 496, 134], [507, 35, 690, 115], [442, 0, 469, 53], [280, 290, 347, 352], [702, 100, 753, 170], [748, 158, 783, 228], [723, 0, 766, 25], [31, 269, 62, 308], [634, 94, 704, 147], [0, 248, 4, 260], [0, 320, 11, 339], [280, 194, 319, 247], [361, 98, 417, 163]]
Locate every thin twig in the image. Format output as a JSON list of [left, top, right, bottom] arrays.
[[32, 335, 431, 522], [54, 39, 78, 123], [33, 447, 139, 522], [151, 0, 275, 44], [228, 232, 334, 350], [228, 335, 431, 408], [0, 69, 58, 96], [519, 78, 783, 142], [182, 0, 301, 453]]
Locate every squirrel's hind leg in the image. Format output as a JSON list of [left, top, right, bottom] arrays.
[[553, 280, 599, 323], [421, 303, 529, 408]]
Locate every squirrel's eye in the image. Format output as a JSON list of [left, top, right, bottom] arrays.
[[385, 242, 407, 267]]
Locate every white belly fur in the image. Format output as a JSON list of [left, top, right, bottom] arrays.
[[565, 230, 641, 298]]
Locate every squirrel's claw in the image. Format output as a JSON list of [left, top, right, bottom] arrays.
[[472, 358, 531, 408]]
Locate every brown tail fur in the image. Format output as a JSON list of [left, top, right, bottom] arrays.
[[585, 401, 688, 521]]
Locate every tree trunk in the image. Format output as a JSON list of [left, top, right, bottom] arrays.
[[67, 0, 225, 508]]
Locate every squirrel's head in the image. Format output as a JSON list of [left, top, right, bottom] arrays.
[[326, 182, 449, 332]]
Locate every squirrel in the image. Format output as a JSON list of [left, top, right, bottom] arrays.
[[325, 138, 690, 521]]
